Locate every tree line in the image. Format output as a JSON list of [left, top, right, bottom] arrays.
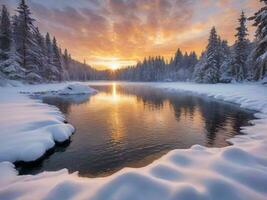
[[114, 1, 267, 83], [114, 51, 198, 82]]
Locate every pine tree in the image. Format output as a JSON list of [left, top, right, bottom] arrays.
[[15, 0, 36, 69], [249, 0, 267, 81], [219, 40, 233, 83], [44, 33, 55, 80], [203, 27, 220, 83], [0, 6, 24, 79], [193, 27, 221, 83], [33, 27, 47, 78], [0, 5, 11, 61], [187, 52, 198, 79], [173, 48, 183, 71], [61, 48, 70, 80], [193, 52, 206, 82], [233, 11, 249, 82], [63, 49, 69, 69], [52, 37, 62, 81]]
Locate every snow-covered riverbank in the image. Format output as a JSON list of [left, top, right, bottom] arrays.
[[0, 83, 96, 162], [0, 82, 267, 200]]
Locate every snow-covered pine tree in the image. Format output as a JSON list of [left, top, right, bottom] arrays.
[[245, 42, 257, 81], [14, 0, 42, 82], [0, 5, 11, 62], [166, 57, 174, 80], [219, 40, 233, 83], [173, 48, 183, 72], [233, 11, 249, 82], [15, 0, 34, 68], [177, 52, 189, 81], [44, 33, 56, 80], [33, 27, 47, 80], [62, 48, 70, 80], [187, 52, 198, 80], [52, 37, 63, 81], [0, 5, 11, 76], [63, 49, 69, 69], [45, 33, 52, 62], [202, 27, 220, 83], [193, 52, 206, 83], [249, 0, 267, 82], [0, 6, 24, 80]]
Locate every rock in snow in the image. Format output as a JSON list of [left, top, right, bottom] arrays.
[[0, 82, 267, 200]]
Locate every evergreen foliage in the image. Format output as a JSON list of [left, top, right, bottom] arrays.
[[249, 0, 267, 81], [0, 0, 98, 82], [233, 11, 249, 82]]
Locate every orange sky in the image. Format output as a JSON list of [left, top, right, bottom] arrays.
[[4, 0, 262, 70]]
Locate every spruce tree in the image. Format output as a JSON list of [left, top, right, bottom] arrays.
[[0, 5, 11, 61], [193, 52, 206, 82], [249, 0, 267, 81], [45, 33, 52, 63], [187, 52, 198, 79], [15, 0, 36, 71], [52, 37, 62, 81], [44, 33, 55, 80], [173, 48, 183, 71], [0, 6, 24, 79], [203, 27, 220, 83], [63, 49, 69, 69], [61, 49, 70, 80], [33, 27, 47, 78], [233, 11, 249, 82], [219, 40, 233, 83]]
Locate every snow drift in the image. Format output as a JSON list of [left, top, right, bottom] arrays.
[[0, 83, 96, 163], [20, 83, 97, 96], [57, 83, 97, 95], [0, 82, 267, 200]]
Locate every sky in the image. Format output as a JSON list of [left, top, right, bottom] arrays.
[[2, 0, 262, 70]]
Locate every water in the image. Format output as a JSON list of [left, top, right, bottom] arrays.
[[18, 83, 255, 177]]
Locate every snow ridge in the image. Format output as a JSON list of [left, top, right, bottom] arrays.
[[0, 82, 267, 200]]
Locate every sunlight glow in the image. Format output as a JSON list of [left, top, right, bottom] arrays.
[[110, 63, 119, 70], [89, 57, 137, 70], [112, 82, 118, 102]]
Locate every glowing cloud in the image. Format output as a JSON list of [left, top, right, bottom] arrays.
[[3, 0, 261, 70]]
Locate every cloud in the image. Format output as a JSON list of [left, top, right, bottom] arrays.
[[2, 0, 262, 69]]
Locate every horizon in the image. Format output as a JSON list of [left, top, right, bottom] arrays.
[[3, 0, 261, 70]]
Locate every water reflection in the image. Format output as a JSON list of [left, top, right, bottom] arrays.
[[18, 83, 255, 177], [109, 84, 125, 142], [42, 94, 91, 115]]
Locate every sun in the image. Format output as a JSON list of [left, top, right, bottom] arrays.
[[110, 62, 119, 70]]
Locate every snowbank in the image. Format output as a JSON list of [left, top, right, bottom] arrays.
[[58, 83, 97, 95], [0, 83, 95, 163], [20, 83, 97, 96], [0, 82, 267, 200]]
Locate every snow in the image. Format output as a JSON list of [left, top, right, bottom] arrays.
[[20, 83, 97, 96], [0, 82, 267, 200], [261, 76, 267, 85], [0, 82, 96, 163], [57, 83, 97, 95]]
